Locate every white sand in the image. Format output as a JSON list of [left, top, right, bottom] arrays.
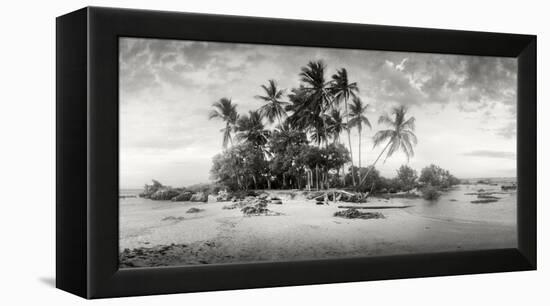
[[119, 191, 516, 267]]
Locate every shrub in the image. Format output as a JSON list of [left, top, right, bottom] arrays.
[[419, 164, 460, 188], [396, 165, 418, 191], [422, 185, 441, 200]]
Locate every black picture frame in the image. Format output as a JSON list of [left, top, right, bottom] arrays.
[[56, 6, 537, 299]]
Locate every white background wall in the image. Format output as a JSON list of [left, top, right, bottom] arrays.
[[0, 0, 546, 304]]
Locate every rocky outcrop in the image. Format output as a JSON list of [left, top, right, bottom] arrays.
[[171, 191, 193, 202], [138, 180, 212, 202], [216, 190, 231, 202], [150, 189, 181, 201], [190, 192, 208, 202], [139, 180, 165, 199]]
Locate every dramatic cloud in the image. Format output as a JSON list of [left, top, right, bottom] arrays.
[[119, 38, 517, 188]]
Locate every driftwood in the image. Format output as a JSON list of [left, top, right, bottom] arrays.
[[337, 205, 411, 209]]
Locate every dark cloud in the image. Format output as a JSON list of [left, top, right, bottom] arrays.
[[463, 150, 516, 160]]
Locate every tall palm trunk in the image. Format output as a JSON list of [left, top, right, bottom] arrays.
[[344, 102, 356, 186], [358, 128, 362, 171], [359, 140, 392, 186]]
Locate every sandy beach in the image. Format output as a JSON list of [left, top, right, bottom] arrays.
[[119, 184, 517, 268]]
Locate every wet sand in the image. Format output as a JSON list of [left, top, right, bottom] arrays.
[[119, 190, 516, 268]]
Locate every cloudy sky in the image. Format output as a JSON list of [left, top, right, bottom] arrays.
[[120, 38, 517, 189]]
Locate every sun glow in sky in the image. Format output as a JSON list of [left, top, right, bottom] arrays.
[[120, 38, 517, 189]]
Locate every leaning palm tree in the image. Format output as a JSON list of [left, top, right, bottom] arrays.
[[208, 98, 238, 149], [255, 79, 289, 126], [348, 97, 371, 172], [358, 105, 417, 186], [331, 68, 359, 185]]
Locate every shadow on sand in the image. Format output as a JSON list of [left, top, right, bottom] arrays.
[[38, 277, 55, 287]]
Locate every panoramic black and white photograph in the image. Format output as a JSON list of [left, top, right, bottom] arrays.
[[118, 37, 518, 268]]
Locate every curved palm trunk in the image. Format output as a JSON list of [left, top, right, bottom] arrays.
[[344, 102, 356, 186], [359, 140, 392, 186], [358, 127, 362, 172]]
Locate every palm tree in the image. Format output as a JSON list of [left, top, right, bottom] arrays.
[[236, 110, 270, 147], [255, 80, 289, 126], [327, 109, 347, 184], [326, 109, 346, 144], [348, 97, 371, 172], [358, 105, 417, 186], [287, 61, 333, 189], [208, 98, 238, 149], [298, 60, 334, 147], [331, 68, 359, 185]]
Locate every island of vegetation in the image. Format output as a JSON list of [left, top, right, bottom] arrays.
[[140, 60, 462, 204]]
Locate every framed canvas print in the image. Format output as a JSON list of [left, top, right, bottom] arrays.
[[56, 7, 537, 299]]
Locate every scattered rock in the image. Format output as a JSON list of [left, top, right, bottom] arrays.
[[477, 194, 500, 200], [161, 216, 185, 222], [471, 199, 499, 204], [501, 184, 517, 191], [241, 205, 269, 215], [186, 207, 204, 213], [334, 208, 385, 220], [239, 197, 281, 216], [119, 244, 188, 268], [222, 203, 239, 210]]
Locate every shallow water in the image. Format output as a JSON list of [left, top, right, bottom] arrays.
[[120, 183, 517, 246], [121, 183, 517, 226], [399, 183, 516, 225]]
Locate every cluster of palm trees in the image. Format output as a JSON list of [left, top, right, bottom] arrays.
[[209, 60, 417, 189]]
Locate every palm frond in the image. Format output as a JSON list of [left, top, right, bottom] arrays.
[[402, 130, 418, 145], [362, 116, 372, 129], [208, 110, 221, 120], [378, 113, 394, 126], [373, 130, 394, 147], [385, 136, 401, 162], [401, 116, 416, 131]]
